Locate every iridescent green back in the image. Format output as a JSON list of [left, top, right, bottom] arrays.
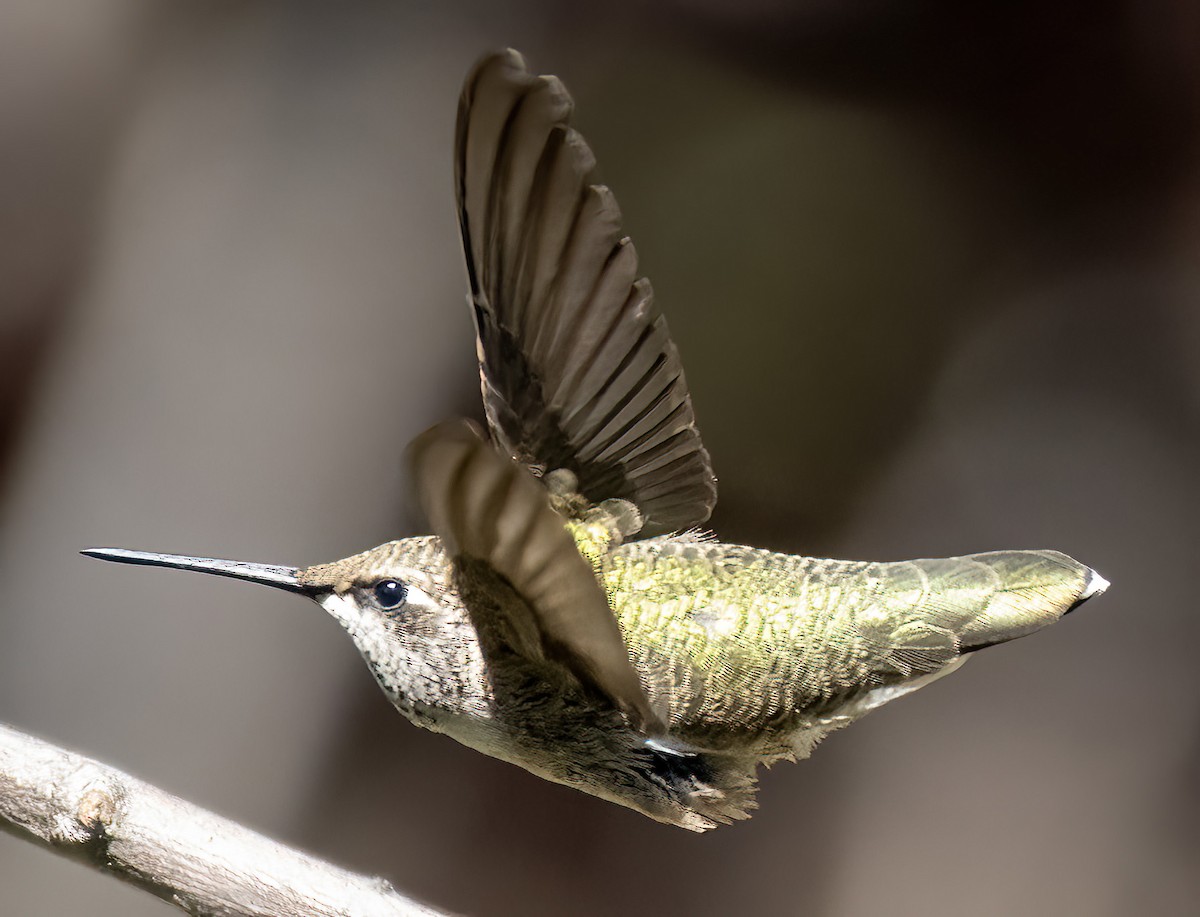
[[602, 539, 1090, 752]]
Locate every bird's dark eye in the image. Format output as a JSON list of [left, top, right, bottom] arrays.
[[373, 579, 407, 610]]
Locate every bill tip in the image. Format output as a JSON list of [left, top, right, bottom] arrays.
[[82, 547, 121, 560]]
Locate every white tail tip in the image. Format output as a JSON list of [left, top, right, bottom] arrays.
[[1082, 569, 1110, 600]]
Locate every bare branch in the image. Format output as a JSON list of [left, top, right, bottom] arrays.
[[0, 723, 448, 916]]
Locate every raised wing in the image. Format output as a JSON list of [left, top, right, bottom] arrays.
[[455, 49, 716, 535], [408, 420, 663, 735]]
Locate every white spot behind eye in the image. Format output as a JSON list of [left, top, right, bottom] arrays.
[[395, 583, 436, 610]]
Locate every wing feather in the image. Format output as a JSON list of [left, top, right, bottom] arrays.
[[456, 49, 716, 534], [409, 420, 663, 734]]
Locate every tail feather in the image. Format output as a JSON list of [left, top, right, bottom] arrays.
[[945, 550, 1106, 651], [858, 549, 1106, 678]]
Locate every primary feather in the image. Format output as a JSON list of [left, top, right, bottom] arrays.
[[456, 49, 716, 535]]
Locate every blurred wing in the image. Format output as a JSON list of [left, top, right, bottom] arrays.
[[408, 420, 662, 734], [455, 49, 716, 535]]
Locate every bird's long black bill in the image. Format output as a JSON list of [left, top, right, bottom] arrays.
[[81, 547, 309, 593]]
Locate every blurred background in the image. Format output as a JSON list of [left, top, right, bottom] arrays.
[[1, 1, 1197, 914]]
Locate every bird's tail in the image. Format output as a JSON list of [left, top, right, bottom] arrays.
[[944, 549, 1107, 652], [783, 548, 1107, 761], [855, 549, 1108, 680]]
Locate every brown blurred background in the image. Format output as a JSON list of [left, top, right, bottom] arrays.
[[1, 1, 1197, 914]]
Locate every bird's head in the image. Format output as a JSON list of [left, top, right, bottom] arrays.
[[82, 538, 480, 715]]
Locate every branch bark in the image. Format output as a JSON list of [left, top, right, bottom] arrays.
[[0, 722, 448, 916]]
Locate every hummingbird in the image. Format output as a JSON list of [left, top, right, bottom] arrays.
[[84, 49, 1108, 831]]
